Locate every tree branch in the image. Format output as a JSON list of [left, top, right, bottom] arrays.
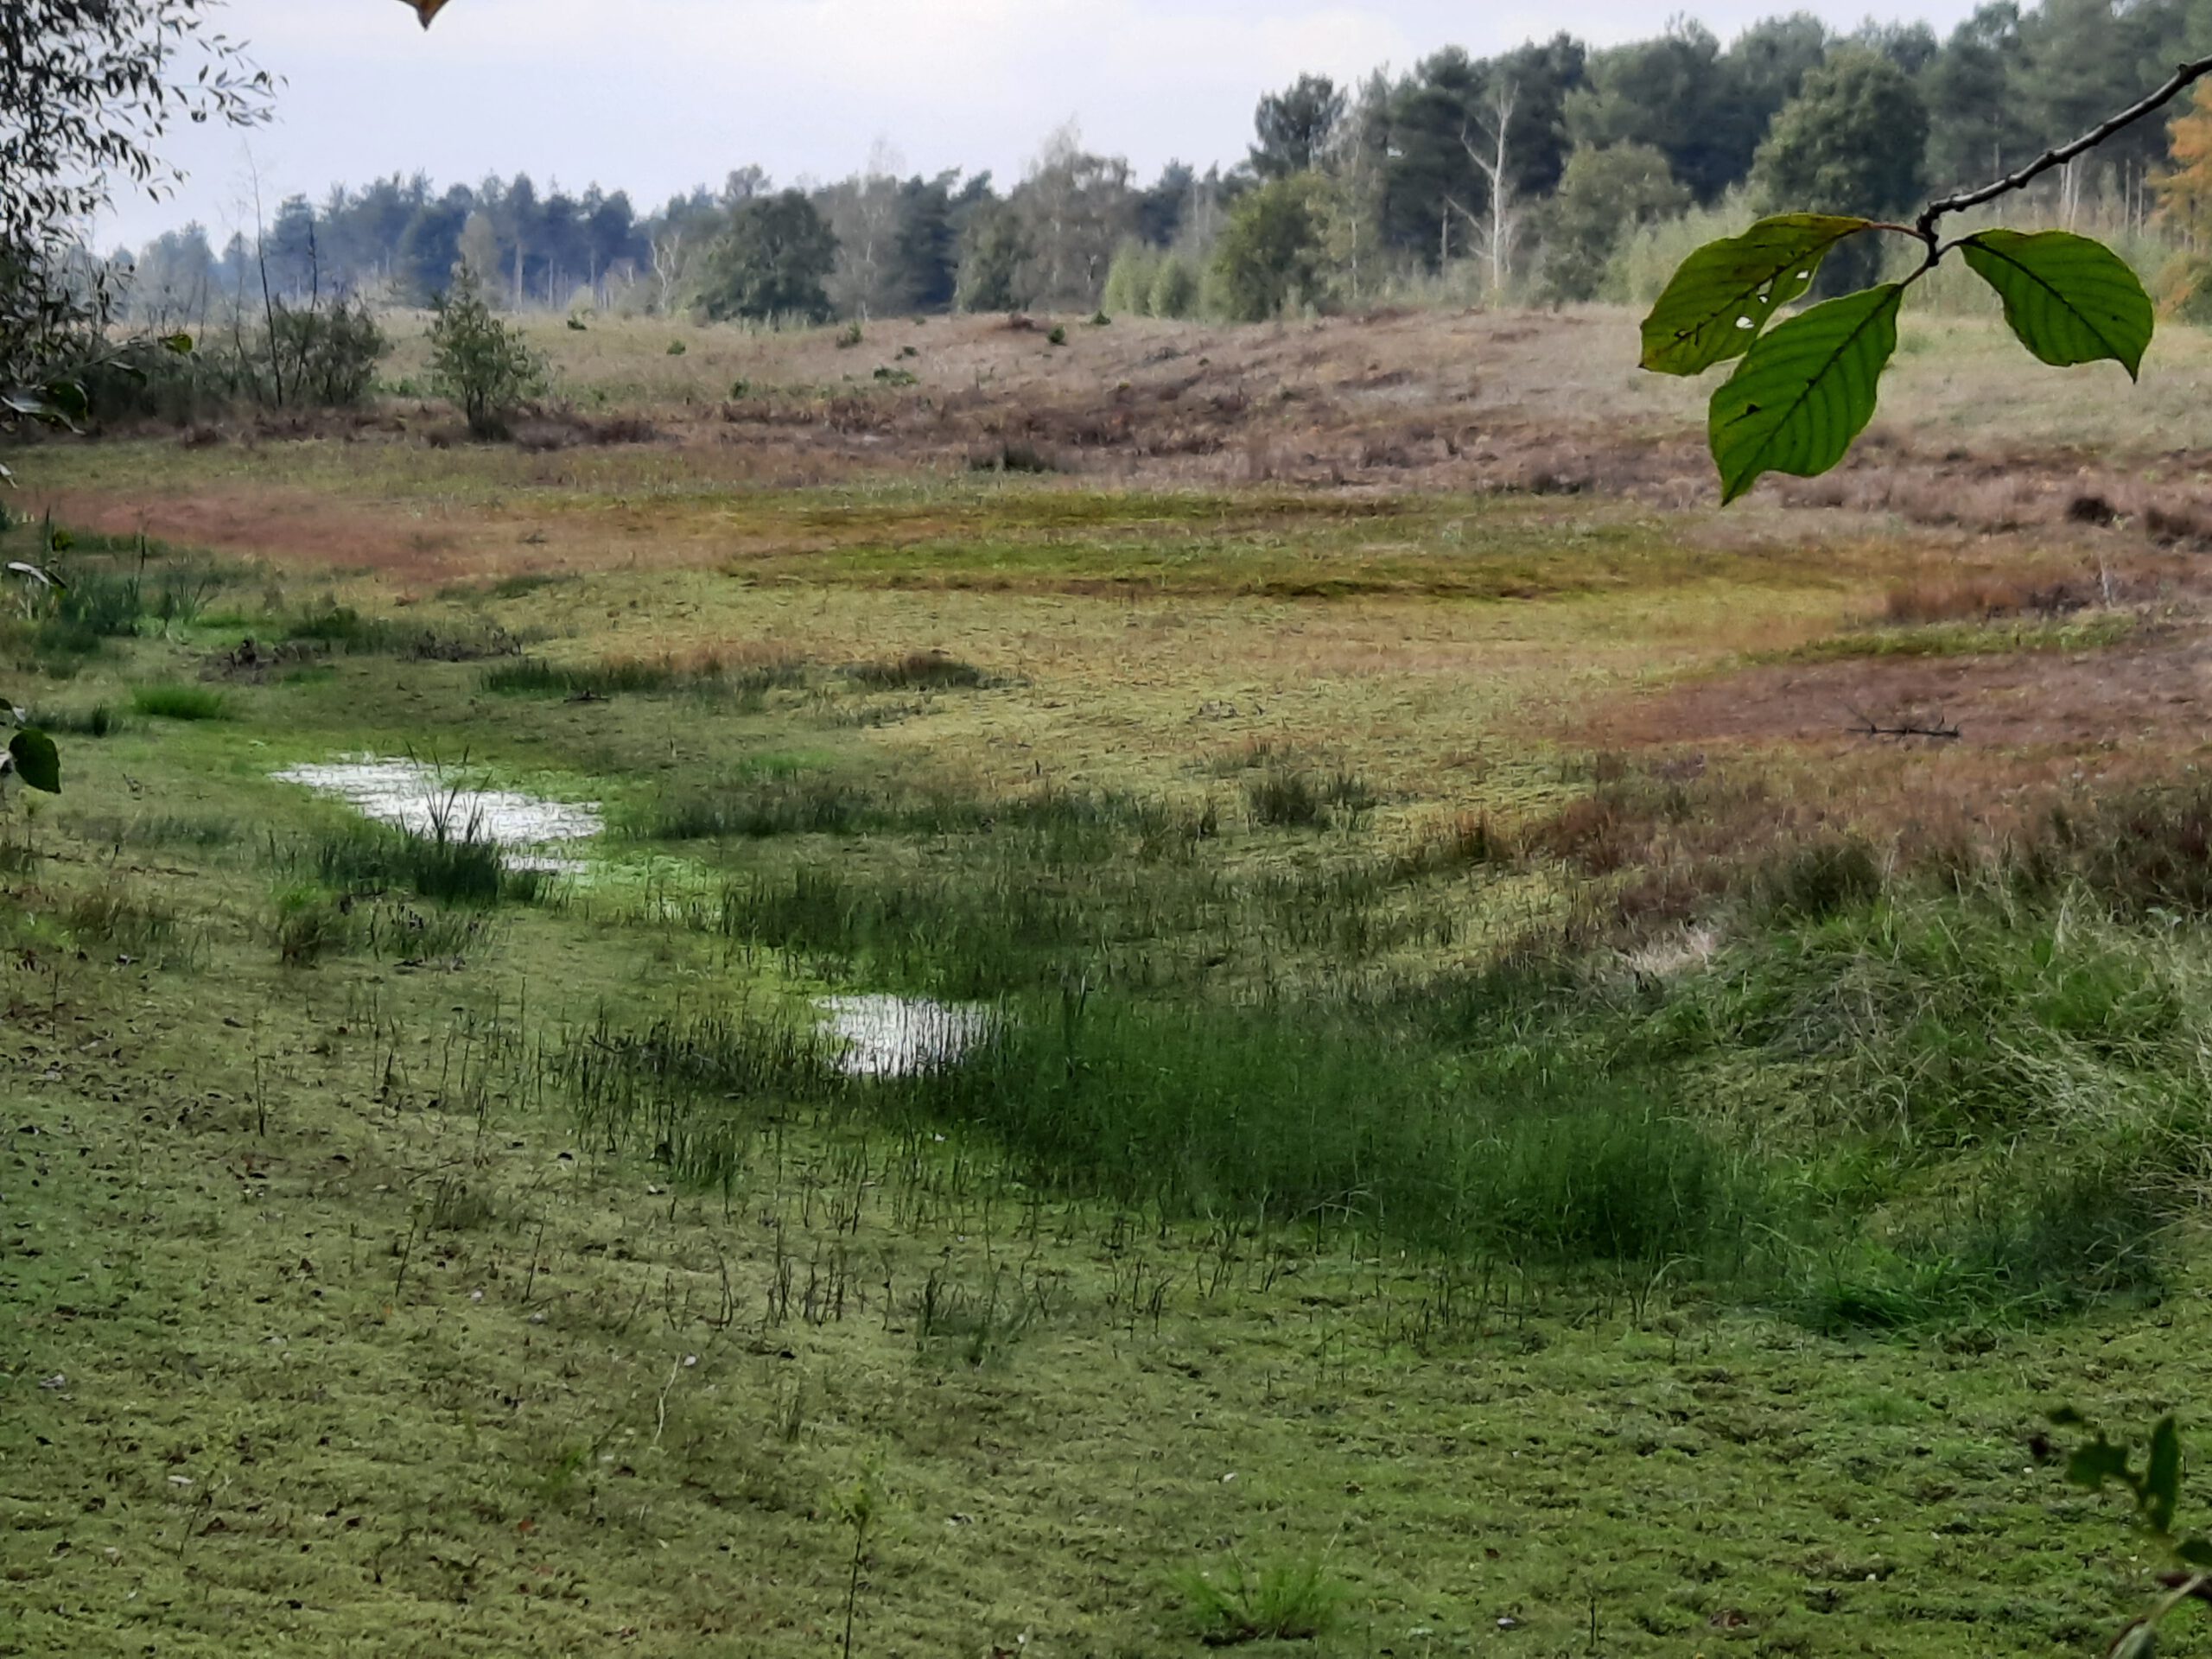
[[1914, 52, 2212, 240]]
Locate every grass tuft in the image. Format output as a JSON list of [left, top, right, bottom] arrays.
[[275, 819, 546, 907], [130, 683, 230, 721], [842, 651, 989, 692], [1173, 1555, 1348, 1645]]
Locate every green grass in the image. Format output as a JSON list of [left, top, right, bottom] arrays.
[[130, 682, 231, 721], [1765, 611, 2139, 664], [1, 490, 2206, 1658], [273, 818, 548, 906], [1174, 1554, 1349, 1644]]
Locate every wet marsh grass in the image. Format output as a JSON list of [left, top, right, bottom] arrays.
[[271, 817, 548, 907], [638, 772, 1211, 850], [482, 650, 804, 700], [283, 604, 522, 662], [658, 789, 2212, 1330], [16, 452, 2212, 1658]]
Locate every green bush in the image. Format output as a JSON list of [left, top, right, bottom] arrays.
[[428, 270, 546, 440], [270, 300, 388, 408], [1148, 255, 1201, 319]]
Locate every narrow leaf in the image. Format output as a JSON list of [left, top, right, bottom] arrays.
[[2145, 1417, 2183, 1535], [1708, 284, 1901, 504], [1959, 230, 2153, 378], [9, 728, 60, 795], [1639, 214, 1872, 375]]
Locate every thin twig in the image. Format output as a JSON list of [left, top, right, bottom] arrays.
[[1915, 54, 2212, 243], [1846, 705, 1961, 741]]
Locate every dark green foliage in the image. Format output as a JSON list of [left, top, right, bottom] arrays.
[[7, 728, 60, 792], [1538, 143, 1691, 302], [268, 300, 389, 408], [1209, 175, 1334, 321], [1250, 73, 1346, 181], [0, 2, 268, 391], [428, 269, 546, 439], [955, 202, 1031, 314], [698, 190, 838, 323], [1566, 22, 1749, 202], [1750, 49, 1927, 291]]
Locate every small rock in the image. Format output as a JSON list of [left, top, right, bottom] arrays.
[[37, 1373, 65, 1390]]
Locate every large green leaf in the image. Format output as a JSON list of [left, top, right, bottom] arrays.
[[1639, 214, 1872, 376], [1709, 284, 1901, 504], [1959, 229, 2153, 378], [8, 728, 60, 795]]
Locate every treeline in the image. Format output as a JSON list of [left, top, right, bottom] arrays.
[[120, 0, 2212, 327]]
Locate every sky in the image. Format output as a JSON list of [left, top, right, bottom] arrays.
[[102, 0, 1987, 252]]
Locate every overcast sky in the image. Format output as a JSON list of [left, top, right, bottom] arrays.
[[103, 0, 1986, 251]]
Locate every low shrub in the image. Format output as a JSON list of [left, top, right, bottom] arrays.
[[130, 683, 230, 721]]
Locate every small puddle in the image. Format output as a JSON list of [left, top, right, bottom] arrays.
[[817, 995, 994, 1078], [273, 757, 602, 873]]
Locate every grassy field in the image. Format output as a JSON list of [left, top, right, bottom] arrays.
[[5, 311, 2212, 1657]]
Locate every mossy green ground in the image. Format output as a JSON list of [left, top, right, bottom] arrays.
[[0, 475, 2196, 1657]]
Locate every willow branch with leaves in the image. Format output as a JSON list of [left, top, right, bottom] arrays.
[[1642, 54, 2212, 502]]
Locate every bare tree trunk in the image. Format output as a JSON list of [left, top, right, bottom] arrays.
[[1462, 79, 1518, 305], [652, 230, 684, 315], [247, 161, 284, 410]]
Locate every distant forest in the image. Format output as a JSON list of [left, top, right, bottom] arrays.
[[117, 0, 2212, 326]]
